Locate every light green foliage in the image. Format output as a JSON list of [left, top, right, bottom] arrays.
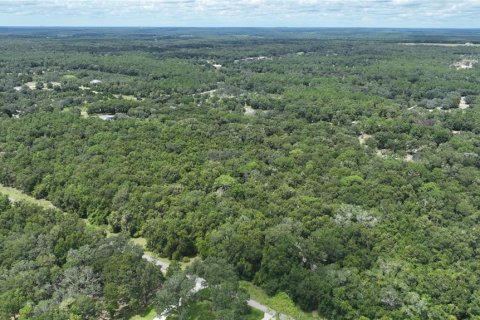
[[130, 308, 157, 320]]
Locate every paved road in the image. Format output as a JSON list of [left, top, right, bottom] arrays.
[[142, 253, 291, 319]]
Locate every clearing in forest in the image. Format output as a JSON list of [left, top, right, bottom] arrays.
[[452, 59, 477, 70], [244, 105, 256, 116], [459, 97, 470, 109], [0, 183, 55, 209]]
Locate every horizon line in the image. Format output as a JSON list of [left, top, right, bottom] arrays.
[[1, 26, 480, 30]]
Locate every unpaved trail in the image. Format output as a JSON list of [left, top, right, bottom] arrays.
[[247, 300, 290, 319], [459, 97, 470, 109], [142, 253, 170, 272], [198, 89, 217, 95], [143, 253, 290, 320]]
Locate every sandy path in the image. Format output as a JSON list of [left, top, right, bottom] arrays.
[[459, 97, 470, 109], [142, 253, 170, 272], [198, 89, 217, 95], [244, 105, 256, 116]]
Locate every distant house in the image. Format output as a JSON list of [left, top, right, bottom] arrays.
[[90, 79, 102, 84]]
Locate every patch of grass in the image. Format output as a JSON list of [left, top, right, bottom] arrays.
[[131, 237, 148, 249], [62, 74, 77, 80], [129, 308, 157, 320], [240, 281, 321, 320], [113, 94, 138, 101], [80, 106, 89, 118], [0, 184, 55, 210]]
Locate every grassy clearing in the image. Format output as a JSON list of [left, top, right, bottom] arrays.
[[129, 308, 157, 320], [113, 94, 138, 101], [63, 106, 90, 119], [240, 281, 321, 320], [80, 106, 89, 118], [0, 184, 55, 209], [62, 74, 77, 80], [0, 184, 115, 237]]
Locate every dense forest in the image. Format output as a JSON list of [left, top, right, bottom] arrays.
[[0, 196, 164, 319], [1, 27, 480, 319]]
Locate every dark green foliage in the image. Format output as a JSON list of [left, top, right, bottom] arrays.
[[2, 28, 480, 319], [0, 200, 164, 319], [87, 99, 139, 114]]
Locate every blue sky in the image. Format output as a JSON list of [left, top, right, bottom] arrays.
[[1, 0, 480, 28]]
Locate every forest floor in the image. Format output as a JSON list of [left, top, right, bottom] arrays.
[[358, 134, 416, 162]]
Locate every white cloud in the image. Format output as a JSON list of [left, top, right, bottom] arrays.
[[0, 0, 479, 27]]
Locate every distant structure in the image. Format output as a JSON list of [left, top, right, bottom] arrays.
[[90, 79, 102, 84]]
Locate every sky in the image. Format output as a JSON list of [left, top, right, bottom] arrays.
[[1, 0, 480, 28]]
